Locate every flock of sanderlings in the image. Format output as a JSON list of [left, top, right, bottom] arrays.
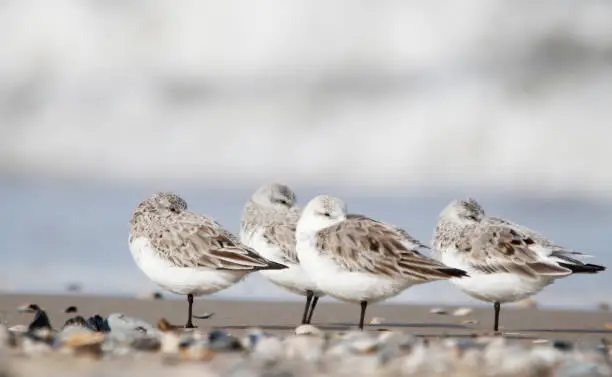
[[128, 184, 606, 333]]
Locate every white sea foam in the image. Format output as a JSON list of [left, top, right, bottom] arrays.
[[1, 0, 612, 198]]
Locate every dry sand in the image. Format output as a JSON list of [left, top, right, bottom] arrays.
[[1, 293, 611, 345]]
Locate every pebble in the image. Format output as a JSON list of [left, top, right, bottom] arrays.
[[429, 308, 448, 315], [137, 291, 164, 300], [64, 306, 78, 314], [208, 330, 243, 352], [2, 311, 611, 377]]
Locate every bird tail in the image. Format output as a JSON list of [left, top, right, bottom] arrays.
[[256, 260, 288, 271], [559, 263, 605, 274], [437, 267, 469, 278]]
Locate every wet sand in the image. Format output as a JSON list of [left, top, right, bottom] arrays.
[[1, 293, 611, 345]]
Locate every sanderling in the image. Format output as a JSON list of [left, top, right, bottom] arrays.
[[129, 192, 287, 328], [432, 198, 606, 332], [296, 195, 468, 330], [240, 183, 324, 324]]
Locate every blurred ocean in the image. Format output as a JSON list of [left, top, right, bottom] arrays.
[[1, 0, 611, 307]]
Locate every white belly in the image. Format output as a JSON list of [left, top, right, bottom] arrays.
[[129, 236, 248, 296], [260, 267, 324, 297], [297, 236, 414, 303], [440, 250, 553, 303], [242, 228, 323, 297]]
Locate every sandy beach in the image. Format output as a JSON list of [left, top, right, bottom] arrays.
[[2, 293, 611, 345]]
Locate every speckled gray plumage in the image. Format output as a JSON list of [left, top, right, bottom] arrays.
[[241, 184, 301, 264], [130, 192, 287, 271], [432, 198, 604, 278]]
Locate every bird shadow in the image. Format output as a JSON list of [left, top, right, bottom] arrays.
[[217, 322, 470, 332], [217, 324, 348, 331], [518, 328, 612, 334], [326, 322, 470, 330]]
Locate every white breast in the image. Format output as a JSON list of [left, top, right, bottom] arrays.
[[129, 236, 248, 296]]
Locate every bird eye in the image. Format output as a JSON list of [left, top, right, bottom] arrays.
[[169, 207, 180, 214], [322, 212, 331, 218]]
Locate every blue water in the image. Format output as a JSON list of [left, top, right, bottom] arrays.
[[1, 178, 610, 309]]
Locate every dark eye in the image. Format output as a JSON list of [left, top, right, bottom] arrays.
[[169, 207, 180, 214], [322, 212, 331, 218]]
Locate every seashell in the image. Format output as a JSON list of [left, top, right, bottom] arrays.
[[106, 313, 154, 335], [452, 307, 473, 317], [8, 325, 28, 334], [63, 331, 104, 345], [295, 324, 323, 336], [85, 315, 110, 332]]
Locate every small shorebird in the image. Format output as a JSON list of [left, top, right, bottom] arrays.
[[241, 183, 324, 324], [296, 195, 468, 330], [129, 192, 287, 328], [432, 198, 606, 332]]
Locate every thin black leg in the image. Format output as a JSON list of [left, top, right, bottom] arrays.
[[301, 290, 314, 324], [306, 296, 319, 324], [493, 302, 501, 332], [359, 301, 368, 330], [185, 294, 195, 328]]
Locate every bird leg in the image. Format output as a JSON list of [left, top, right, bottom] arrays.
[[301, 290, 314, 324], [493, 301, 501, 333], [359, 301, 368, 330], [185, 294, 196, 328], [306, 295, 319, 324]]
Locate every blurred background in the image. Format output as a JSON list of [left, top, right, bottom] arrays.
[[1, 0, 611, 308]]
